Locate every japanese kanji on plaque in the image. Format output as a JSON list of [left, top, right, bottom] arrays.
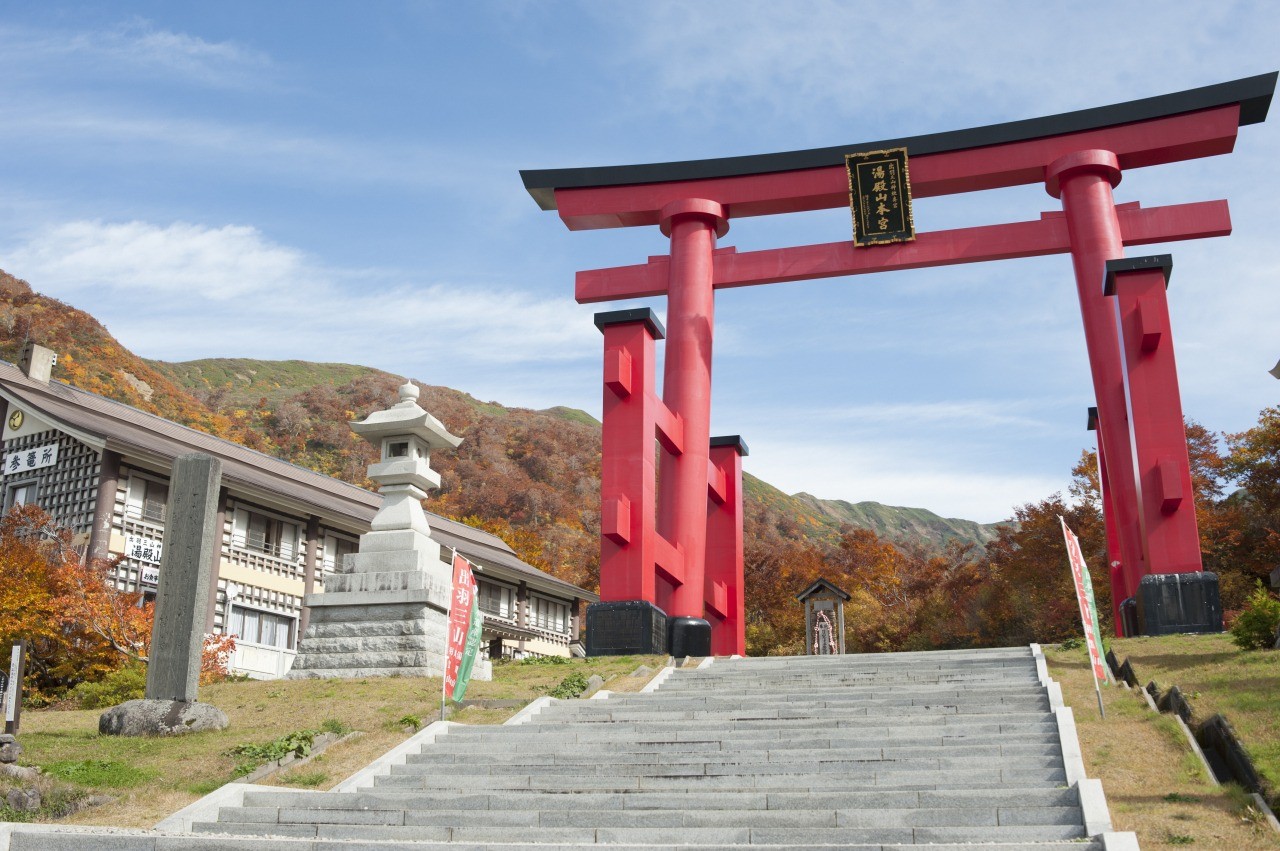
[[845, 147, 915, 247]]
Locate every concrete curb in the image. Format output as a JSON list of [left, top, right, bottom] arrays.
[[1030, 643, 1064, 709], [332, 719, 457, 793], [1099, 831, 1142, 849], [1078, 776, 1115, 834], [639, 663, 676, 693], [154, 781, 290, 832], [696, 656, 716, 670], [1053, 705, 1086, 788], [1173, 713, 1220, 786], [505, 695, 555, 725]]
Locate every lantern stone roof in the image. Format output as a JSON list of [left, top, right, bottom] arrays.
[[350, 382, 462, 451], [796, 578, 851, 602]]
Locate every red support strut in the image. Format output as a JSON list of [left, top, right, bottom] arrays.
[[1105, 256, 1203, 574], [706, 436, 748, 656]]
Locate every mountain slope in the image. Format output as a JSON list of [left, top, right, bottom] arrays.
[[792, 492, 1005, 549]]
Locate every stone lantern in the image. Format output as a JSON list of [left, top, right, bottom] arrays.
[[288, 382, 484, 680], [351, 381, 461, 550]]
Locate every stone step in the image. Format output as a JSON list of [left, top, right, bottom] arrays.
[[445, 720, 1062, 741], [530, 705, 1052, 723], [10, 836, 1106, 851], [435, 721, 1054, 742], [515, 710, 1059, 727], [372, 765, 1069, 790], [216, 804, 1084, 829], [239, 784, 1084, 812], [406, 745, 1063, 766], [550, 691, 1049, 701], [388, 757, 1066, 778], [189, 822, 1089, 845]]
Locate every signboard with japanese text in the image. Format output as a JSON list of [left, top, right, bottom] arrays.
[[1060, 517, 1111, 685], [125, 535, 163, 565], [3, 443, 58, 476], [140, 565, 160, 587], [846, 147, 915, 246]]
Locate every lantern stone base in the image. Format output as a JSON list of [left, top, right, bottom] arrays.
[[289, 593, 491, 681]]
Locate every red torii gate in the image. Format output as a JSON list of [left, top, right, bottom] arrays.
[[522, 73, 1276, 652]]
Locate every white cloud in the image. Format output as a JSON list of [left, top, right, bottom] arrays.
[[744, 436, 1064, 524], [0, 19, 272, 88], [604, 1, 1274, 131], [8, 220, 303, 300], [3, 218, 598, 382]]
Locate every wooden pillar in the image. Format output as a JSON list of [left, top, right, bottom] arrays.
[[301, 515, 320, 639], [88, 449, 121, 563]]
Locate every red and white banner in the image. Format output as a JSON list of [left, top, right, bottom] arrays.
[[1060, 518, 1110, 685], [444, 553, 479, 698]]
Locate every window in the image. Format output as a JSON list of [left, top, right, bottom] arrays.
[[5, 481, 37, 511], [530, 596, 569, 633], [478, 580, 514, 619], [226, 605, 295, 649], [322, 534, 357, 572], [125, 476, 168, 523], [233, 508, 300, 559]]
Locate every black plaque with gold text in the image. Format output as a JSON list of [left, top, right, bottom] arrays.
[[846, 147, 915, 246]]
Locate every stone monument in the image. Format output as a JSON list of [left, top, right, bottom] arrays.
[[100, 454, 230, 735], [289, 382, 488, 681]]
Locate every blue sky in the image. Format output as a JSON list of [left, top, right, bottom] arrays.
[[0, 2, 1276, 523]]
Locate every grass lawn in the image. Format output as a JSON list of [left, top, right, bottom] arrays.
[[1045, 638, 1280, 850], [3, 654, 665, 829], [1111, 632, 1280, 797]]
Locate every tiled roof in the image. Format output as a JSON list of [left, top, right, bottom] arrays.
[[0, 361, 595, 601]]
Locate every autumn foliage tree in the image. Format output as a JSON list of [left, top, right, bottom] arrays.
[[0, 505, 151, 699]]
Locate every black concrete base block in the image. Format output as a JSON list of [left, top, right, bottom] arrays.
[[1136, 572, 1223, 636], [669, 617, 712, 659], [1119, 597, 1139, 638], [585, 601, 667, 656]]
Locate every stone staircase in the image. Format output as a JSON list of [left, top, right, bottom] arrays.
[[1, 646, 1138, 849]]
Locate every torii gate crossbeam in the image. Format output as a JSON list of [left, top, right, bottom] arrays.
[[522, 73, 1276, 652]]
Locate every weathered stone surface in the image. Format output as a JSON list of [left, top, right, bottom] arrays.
[[0, 733, 22, 763], [98, 699, 229, 737], [146, 454, 222, 703], [6, 787, 39, 812], [0, 762, 40, 782]]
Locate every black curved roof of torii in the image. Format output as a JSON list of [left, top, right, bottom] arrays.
[[521, 72, 1277, 211]]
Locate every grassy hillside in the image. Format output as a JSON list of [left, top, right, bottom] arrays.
[[792, 492, 1006, 549], [147, 358, 384, 406]]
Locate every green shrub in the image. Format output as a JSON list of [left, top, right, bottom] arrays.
[[225, 729, 321, 776], [547, 672, 589, 700], [320, 718, 351, 735], [1229, 583, 1280, 651], [70, 664, 147, 709], [518, 655, 570, 666]]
